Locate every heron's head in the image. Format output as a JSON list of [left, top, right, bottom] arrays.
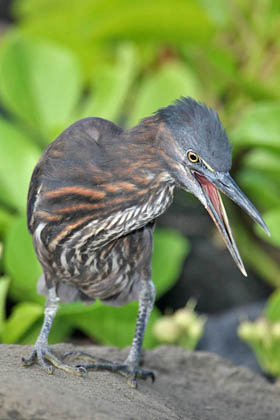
[[156, 97, 270, 276]]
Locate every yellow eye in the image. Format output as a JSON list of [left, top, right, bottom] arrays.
[[187, 151, 199, 163]]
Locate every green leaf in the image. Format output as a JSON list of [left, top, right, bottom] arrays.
[[243, 149, 280, 179], [128, 62, 202, 127], [18, 315, 73, 345], [265, 290, 280, 322], [80, 43, 138, 123], [0, 276, 10, 336], [153, 228, 190, 299], [4, 217, 43, 303], [0, 117, 41, 212], [0, 208, 15, 237], [193, 46, 237, 94], [231, 102, 280, 150], [255, 208, 280, 248], [197, 0, 230, 25], [67, 300, 160, 349], [1, 301, 43, 343], [233, 224, 280, 288], [13, 0, 213, 80], [58, 300, 99, 317], [237, 169, 280, 212], [15, 0, 213, 76], [0, 32, 82, 138]]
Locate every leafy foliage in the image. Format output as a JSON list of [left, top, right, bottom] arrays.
[[0, 33, 82, 138], [0, 277, 10, 336], [128, 62, 202, 127], [0, 118, 41, 212], [238, 317, 280, 378], [13, 0, 213, 79], [153, 300, 205, 349], [238, 290, 280, 378], [0, 0, 279, 359], [231, 103, 280, 150]]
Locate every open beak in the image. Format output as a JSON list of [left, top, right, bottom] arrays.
[[193, 171, 270, 277]]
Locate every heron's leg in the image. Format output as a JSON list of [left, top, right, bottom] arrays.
[[64, 279, 156, 388], [22, 286, 85, 376], [124, 279, 156, 379]]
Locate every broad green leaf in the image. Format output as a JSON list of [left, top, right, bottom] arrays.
[[0, 276, 10, 336], [243, 149, 280, 178], [153, 228, 190, 299], [237, 77, 279, 102], [255, 208, 280, 248], [58, 300, 101, 317], [0, 208, 15, 237], [80, 44, 138, 123], [233, 224, 280, 288], [19, 315, 73, 345], [193, 46, 237, 94], [237, 169, 280, 212], [59, 297, 160, 348], [4, 217, 43, 303], [128, 63, 202, 127], [15, 0, 213, 75], [1, 302, 43, 343], [231, 102, 280, 150], [67, 300, 160, 348], [0, 117, 41, 212], [0, 33, 82, 137], [197, 0, 230, 25], [266, 290, 280, 321], [13, 0, 213, 79]]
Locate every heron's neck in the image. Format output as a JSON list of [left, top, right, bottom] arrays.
[[103, 169, 175, 238], [63, 178, 175, 253]]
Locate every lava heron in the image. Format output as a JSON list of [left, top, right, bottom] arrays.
[[23, 97, 269, 387]]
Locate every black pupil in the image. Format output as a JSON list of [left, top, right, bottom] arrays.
[[190, 153, 197, 161]]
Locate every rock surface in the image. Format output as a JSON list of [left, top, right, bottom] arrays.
[[1, 344, 280, 420]]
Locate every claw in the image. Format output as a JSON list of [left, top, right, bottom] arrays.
[[46, 365, 54, 375], [128, 376, 137, 389], [21, 354, 36, 367], [136, 368, 155, 383]]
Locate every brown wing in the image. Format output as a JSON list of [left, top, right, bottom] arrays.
[[27, 117, 123, 234]]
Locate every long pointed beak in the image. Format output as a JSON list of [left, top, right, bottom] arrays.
[[193, 171, 270, 277], [212, 172, 270, 236]]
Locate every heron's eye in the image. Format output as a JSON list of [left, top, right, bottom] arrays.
[[187, 151, 199, 163]]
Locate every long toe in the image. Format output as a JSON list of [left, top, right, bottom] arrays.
[[71, 357, 156, 388], [63, 350, 109, 364], [44, 349, 86, 376], [22, 346, 86, 377]]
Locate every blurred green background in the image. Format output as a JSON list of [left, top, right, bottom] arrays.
[[0, 0, 280, 377]]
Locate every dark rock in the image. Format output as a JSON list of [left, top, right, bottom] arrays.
[[0, 0, 14, 23], [198, 301, 265, 374], [1, 344, 280, 420]]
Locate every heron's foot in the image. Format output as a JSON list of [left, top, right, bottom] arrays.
[[63, 350, 155, 388], [22, 344, 86, 377]]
